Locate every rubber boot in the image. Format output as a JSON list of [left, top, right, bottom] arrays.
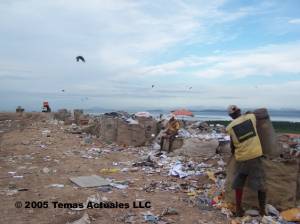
[[235, 188, 244, 217], [258, 191, 266, 216]]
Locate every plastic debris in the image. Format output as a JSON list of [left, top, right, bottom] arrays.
[[42, 167, 50, 174], [48, 184, 64, 188], [266, 204, 280, 217], [161, 207, 178, 216], [168, 161, 188, 178], [245, 209, 260, 217], [6, 189, 18, 196], [81, 148, 102, 159], [153, 142, 161, 150], [280, 208, 300, 222], [100, 168, 120, 174], [195, 193, 213, 210], [70, 175, 111, 188], [98, 186, 112, 192], [143, 213, 159, 223], [42, 129, 51, 137], [110, 182, 128, 190], [206, 171, 216, 182], [261, 215, 280, 224], [67, 213, 91, 224], [126, 118, 139, 125], [177, 129, 191, 138], [135, 112, 152, 118]]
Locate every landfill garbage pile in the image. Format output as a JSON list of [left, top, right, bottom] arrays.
[[277, 134, 300, 159], [0, 111, 299, 224]]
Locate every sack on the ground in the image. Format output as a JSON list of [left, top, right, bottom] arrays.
[[225, 157, 298, 210]]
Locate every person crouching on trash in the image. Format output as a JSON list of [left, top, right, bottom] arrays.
[[226, 105, 266, 217], [160, 115, 180, 153]]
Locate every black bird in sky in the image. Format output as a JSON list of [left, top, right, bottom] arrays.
[[152, 85, 155, 88], [76, 56, 85, 62]]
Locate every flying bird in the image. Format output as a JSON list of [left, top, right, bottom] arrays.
[[61, 89, 65, 92], [189, 87, 192, 90], [151, 85, 155, 88], [76, 56, 85, 62]]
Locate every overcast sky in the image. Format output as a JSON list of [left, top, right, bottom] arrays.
[[1, 0, 300, 111]]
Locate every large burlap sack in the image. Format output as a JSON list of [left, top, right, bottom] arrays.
[[225, 157, 298, 210], [131, 126, 147, 146], [99, 116, 118, 143], [136, 117, 158, 140], [117, 121, 146, 146], [54, 109, 71, 121], [254, 108, 280, 158], [174, 138, 218, 157], [162, 137, 184, 151]]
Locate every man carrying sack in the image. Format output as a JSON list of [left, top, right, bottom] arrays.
[[226, 105, 266, 217]]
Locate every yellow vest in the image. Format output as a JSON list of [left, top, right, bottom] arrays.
[[226, 113, 263, 161]]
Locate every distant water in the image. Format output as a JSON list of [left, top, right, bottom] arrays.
[[190, 110, 300, 122], [86, 109, 300, 122]]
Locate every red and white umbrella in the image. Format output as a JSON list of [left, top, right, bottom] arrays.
[[171, 109, 194, 117]]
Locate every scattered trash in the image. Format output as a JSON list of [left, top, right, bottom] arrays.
[[42, 129, 51, 137], [245, 209, 260, 217], [100, 168, 120, 174], [42, 167, 50, 174], [69, 175, 111, 188], [280, 208, 300, 222], [135, 112, 152, 118], [206, 171, 217, 182], [126, 118, 139, 125], [6, 189, 18, 196], [161, 207, 178, 216], [169, 161, 188, 178], [67, 213, 91, 224], [98, 186, 112, 192], [84, 135, 92, 144], [81, 148, 102, 159], [195, 193, 213, 210], [40, 144, 47, 149], [8, 171, 16, 175], [143, 212, 159, 223], [110, 182, 128, 190], [153, 142, 161, 150], [17, 188, 29, 191], [266, 204, 280, 217], [261, 215, 280, 224], [48, 184, 64, 188]]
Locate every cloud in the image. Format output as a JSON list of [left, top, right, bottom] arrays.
[[288, 18, 300, 24], [0, 0, 263, 82], [140, 41, 300, 79], [1, 1, 299, 110]]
